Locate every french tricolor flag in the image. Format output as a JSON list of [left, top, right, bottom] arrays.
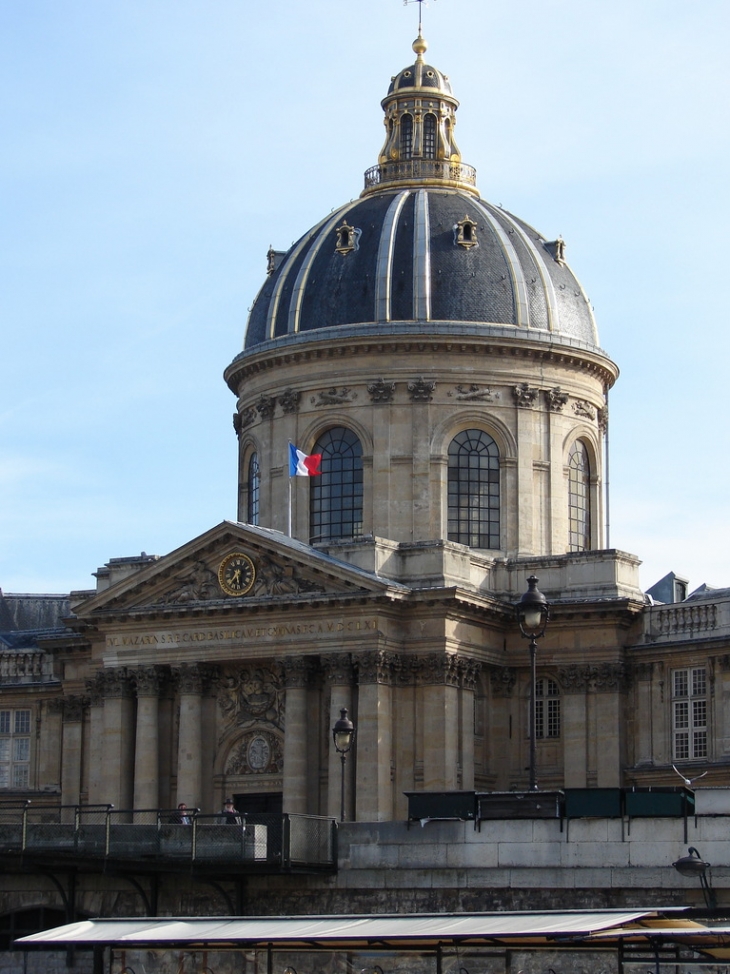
[[289, 444, 322, 477]]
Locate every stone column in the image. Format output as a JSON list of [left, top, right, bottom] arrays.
[[513, 383, 540, 555], [488, 666, 517, 787], [632, 662, 655, 768], [419, 653, 460, 791], [717, 657, 730, 758], [323, 654, 355, 820], [560, 676, 588, 788], [85, 673, 105, 804], [458, 658, 481, 790], [354, 651, 396, 822], [132, 667, 161, 814], [176, 664, 204, 808], [60, 696, 87, 808], [281, 656, 311, 814], [100, 669, 135, 812], [594, 663, 627, 788], [40, 698, 64, 796]]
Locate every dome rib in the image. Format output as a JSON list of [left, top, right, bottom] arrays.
[[375, 190, 410, 323], [414, 190, 431, 321], [288, 203, 353, 336], [471, 198, 530, 328]]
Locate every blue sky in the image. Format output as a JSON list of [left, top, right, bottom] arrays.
[[2, 0, 728, 595]]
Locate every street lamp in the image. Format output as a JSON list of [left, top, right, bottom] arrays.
[[332, 707, 355, 822], [516, 575, 550, 792], [673, 846, 717, 910]]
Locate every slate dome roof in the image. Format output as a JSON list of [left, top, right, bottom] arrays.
[[238, 35, 602, 358], [243, 190, 599, 351]]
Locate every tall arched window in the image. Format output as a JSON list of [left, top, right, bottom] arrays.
[[423, 113, 437, 159], [310, 428, 363, 544], [246, 452, 260, 525], [400, 114, 413, 161], [447, 429, 500, 549], [568, 440, 590, 552]]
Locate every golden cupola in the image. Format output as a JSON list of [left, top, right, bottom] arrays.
[[362, 33, 478, 197]]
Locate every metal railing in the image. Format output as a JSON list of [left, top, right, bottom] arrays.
[[0, 803, 336, 870], [363, 159, 477, 190]]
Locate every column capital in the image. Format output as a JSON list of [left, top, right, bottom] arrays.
[[62, 695, 89, 723], [354, 650, 399, 685], [489, 665, 517, 698], [321, 653, 355, 686], [279, 655, 313, 689], [131, 666, 163, 697]]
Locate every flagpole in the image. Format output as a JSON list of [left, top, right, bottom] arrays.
[[287, 441, 293, 537]]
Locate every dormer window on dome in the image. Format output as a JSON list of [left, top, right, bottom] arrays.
[[454, 215, 478, 249], [335, 222, 361, 255]]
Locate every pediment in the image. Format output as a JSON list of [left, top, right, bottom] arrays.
[[74, 522, 404, 620]]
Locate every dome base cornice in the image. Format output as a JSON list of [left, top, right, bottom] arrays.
[[225, 323, 619, 394]]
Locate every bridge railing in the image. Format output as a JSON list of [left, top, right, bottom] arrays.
[[0, 802, 336, 869]]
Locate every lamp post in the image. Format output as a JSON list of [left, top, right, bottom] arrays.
[[332, 707, 355, 822], [673, 846, 717, 910], [516, 575, 550, 792]]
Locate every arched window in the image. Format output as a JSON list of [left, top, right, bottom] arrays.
[[568, 440, 590, 552], [310, 428, 363, 543], [400, 113, 413, 161], [423, 113, 437, 159], [447, 429, 500, 549], [535, 678, 561, 739], [247, 452, 260, 525]]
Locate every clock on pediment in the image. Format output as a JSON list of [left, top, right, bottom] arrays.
[[218, 551, 257, 597]]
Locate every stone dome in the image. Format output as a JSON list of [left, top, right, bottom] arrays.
[[242, 189, 599, 352]]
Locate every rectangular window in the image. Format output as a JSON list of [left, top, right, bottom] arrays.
[[0, 709, 31, 790], [672, 668, 708, 761]]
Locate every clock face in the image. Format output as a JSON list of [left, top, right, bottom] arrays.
[[218, 552, 256, 597]]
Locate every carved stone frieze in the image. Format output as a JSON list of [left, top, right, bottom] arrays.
[[249, 555, 325, 598], [255, 395, 276, 419], [225, 730, 283, 776], [218, 664, 285, 732], [572, 399, 596, 420], [159, 560, 220, 604], [279, 655, 312, 689], [407, 377, 435, 402], [558, 662, 629, 693], [278, 388, 301, 414], [85, 672, 105, 707], [321, 653, 355, 686], [132, 666, 162, 697], [62, 695, 88, 723], [597, 405, 609, 433], [513, 383, 539, 408], [545, 387, 568, 412], [311, 387, 355, 406], [46, 697, 65, 715], [232, 412, 242, 437], [458, 657, 482, 691], [418, 653, 461, 686], [240, 406, 257, 429], [489, 666, 516, 697], [367, 378, 396, 404], [354, 650, 400, 685], [99, 668, 133, 699], [447, 383, 496, 402]]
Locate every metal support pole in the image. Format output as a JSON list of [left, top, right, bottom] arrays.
[[529, 636, 537, 792], [340, 752, 347, 823]]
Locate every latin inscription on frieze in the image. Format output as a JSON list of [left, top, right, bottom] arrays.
[[106, 617, 377, 650]]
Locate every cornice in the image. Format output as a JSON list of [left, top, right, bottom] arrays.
[[225, 326, 618, 395]]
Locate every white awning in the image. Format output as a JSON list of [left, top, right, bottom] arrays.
[[18, 909, 730, 950]]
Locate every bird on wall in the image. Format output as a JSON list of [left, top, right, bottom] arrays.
[[672, 764, 708, 787]]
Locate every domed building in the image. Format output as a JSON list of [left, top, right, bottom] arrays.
[[2, 30, 730, 935], [227, 33, 615, 562]]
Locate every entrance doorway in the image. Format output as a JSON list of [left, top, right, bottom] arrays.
[[233, 792, 282, 814]]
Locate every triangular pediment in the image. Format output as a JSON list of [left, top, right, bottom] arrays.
[[73, 522, 408, 621]]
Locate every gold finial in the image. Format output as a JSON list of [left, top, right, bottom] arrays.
[[412, 33, 428, 59]]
